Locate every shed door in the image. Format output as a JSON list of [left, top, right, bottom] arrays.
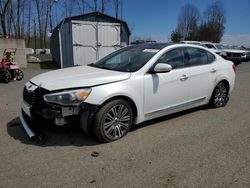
[[72, 22, 98, 65], [98, 23, 121, 60], [72, 21, 121, 66]]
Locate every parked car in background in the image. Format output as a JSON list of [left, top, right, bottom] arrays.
[[180, 41, 206, 47], [231, 45, 250, 62], [201, 42, 222, 55], [20, 43, 235, 142], [131, 40, 157, 45], [220, 45, 249, 64]]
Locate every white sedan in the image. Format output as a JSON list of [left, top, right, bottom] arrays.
[[20, 44, 236, 142]]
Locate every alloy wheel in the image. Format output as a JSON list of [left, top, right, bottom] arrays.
[[103, 104, 131, 139], [213, 82, 228, 107]]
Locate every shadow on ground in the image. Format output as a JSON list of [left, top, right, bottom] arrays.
[[7, 117, 99, 147], [130, 106, 209, 132], [7, 106, 209, 147]]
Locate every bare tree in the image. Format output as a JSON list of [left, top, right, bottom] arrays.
[[63, 0, 74, 17], [10, 0, 17, 36], [33, 19, 37, 49], [34, 0, 43, 48], [170, 30, 183, 42], [176, 4, 200, 40], [16, 0, 20, 37], [21, 0, 26, 37], [114, 0, 119, 18], [203, 1, 226, 42], [101, 0, 104, 13], [0, 0, 11, 36], [27, 0, 31, 46], [93, 0, 97, 11], [49, 0, 55, 33], [6, 0, 13, 35], [76, 0, 86, 13], [44, 0, 50, 48], [0, 0, 123, 47]]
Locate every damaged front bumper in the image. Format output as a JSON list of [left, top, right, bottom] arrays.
[[19, 100, 99, 140], [19, 110, 36, 138]]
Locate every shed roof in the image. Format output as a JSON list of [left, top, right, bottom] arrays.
[[54, 12, 131, 35]]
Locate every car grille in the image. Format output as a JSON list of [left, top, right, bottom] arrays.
[[227, 53, 241, 58], [23, 87, 36, 105], [246, 52, 250, 58], [23, 86, 49, 107]]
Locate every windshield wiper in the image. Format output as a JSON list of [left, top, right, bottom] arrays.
[[88, 63, 114, 71], [87, 62, 96, 67], [97, 66, 114, 71]]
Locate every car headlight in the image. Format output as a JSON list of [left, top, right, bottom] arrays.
[[44, 88, 91, 106], [220, 51, 227, 56], [241, 52, 246, 57]]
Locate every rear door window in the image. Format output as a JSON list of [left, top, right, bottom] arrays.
[[185, 47, 211, 67]]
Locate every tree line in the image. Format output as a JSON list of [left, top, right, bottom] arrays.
[[0, 0, 122, 48], [171, 1, 226, 43]]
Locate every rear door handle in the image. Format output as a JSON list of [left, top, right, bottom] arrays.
[[180, 75, 188, 81], [210, 68, 217, 73]]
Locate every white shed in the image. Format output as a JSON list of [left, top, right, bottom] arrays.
[[51, 12, 131, 68]]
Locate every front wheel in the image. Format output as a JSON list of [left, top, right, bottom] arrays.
[[15, 69, 24, 80], [94, 99, 133, 142], [210, 82, 229, 108]]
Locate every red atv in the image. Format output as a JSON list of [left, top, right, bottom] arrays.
[[0, 48, 24, 83]]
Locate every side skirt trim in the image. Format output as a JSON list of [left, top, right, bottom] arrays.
[[145, 97, 206, 117]]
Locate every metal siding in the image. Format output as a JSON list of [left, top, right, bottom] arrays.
[[98, 23, 120, 46], [98, 22, 121, 60], [71, 21, 121, 66], [73, 46, 97, 65], [72, 21, 97, 46], [50, 30, 61, 66], [98, 46, 120, 60], [61, 22, 74, 67], [72, 21, 98, 65]]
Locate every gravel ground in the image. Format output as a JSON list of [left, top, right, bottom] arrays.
[[0, 62, 250, 188]]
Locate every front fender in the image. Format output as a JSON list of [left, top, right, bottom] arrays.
[[85, 77, 144, 124]]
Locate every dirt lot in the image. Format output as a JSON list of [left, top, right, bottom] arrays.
[[1, 62, 250, 188]]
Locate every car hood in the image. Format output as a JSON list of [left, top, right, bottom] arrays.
[[30, 65, 131, 91], [209, 48, 221, 54], [222, 49, 245, 53]]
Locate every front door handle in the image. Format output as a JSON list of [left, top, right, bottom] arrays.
[[210, 68, 217, 73], [180, 75, 188, 81]]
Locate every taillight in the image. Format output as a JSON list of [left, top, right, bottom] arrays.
[[232, 64, 236, 73]]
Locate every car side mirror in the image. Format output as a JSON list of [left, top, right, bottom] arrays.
[[153, 63, 172, 73]]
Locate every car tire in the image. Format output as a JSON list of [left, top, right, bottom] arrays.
[[210, 82, 229, 108], [93, 99, 133, 142]]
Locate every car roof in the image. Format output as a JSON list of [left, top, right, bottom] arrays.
[[130, 43, 171, 49]]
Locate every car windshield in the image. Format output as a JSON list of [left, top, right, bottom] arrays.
[[88, 45, 162, 72], [215, 44, 228, 50]]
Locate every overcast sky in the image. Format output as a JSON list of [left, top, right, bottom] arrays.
[[121, 0, 250, 46]]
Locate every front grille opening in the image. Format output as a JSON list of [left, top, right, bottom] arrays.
[[23, 87, 49, 107], [23, 87, 35, 105]]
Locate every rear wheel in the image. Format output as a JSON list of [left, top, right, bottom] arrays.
[[210, 82, 229, 108], [94, 99, 133, 142], [1, 70, 12, 83]]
